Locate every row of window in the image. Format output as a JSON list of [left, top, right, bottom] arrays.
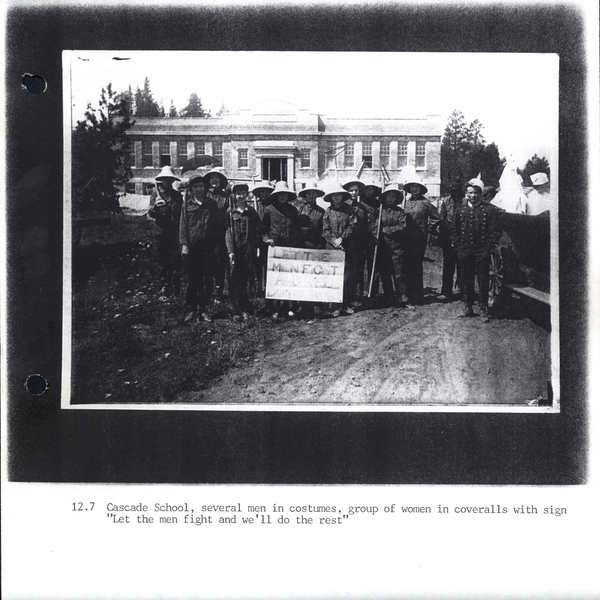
[[131, 140, 427, 169]]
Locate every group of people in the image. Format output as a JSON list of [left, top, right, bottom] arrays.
[[147, 164, 540, 324]]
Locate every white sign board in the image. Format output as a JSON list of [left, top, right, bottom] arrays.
[[265, 246, 345, 303]]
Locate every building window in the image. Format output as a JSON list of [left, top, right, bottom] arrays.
[[380, 142, 390, 167], [416, 143, 426, 168], [344, 143, 354, 168], [178, 141, 188, 166], [124, 142, 135, 167], [125, 183, 136, 194], [300, 148, 311, 168], [160, 140, 171, 167], [213, 141, 223, 167], [398, 142, 408, 168], [362, 142, 373, 168], [238, 148, 249, 168], [143, 182, 155, 195], [195, 140, 205, 156], [142, 139, 153, 168]]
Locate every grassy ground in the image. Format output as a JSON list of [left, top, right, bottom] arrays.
[[71, 213, 281, 404]]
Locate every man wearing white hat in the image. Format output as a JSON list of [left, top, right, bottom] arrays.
[[525, 172, 551, 215], [451, 177, 502, 321], [148, 166, 183, 297]]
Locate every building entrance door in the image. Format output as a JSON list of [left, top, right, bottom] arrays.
[[262, 158, 287, 183]]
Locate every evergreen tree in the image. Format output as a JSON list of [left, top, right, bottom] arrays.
[[72, 83, 135, 214], [181, 92, 211, 118], [518, 154, 550, 186], [120, 85, 135, 117], [134, 77, 162, 117], [441, 109, 505, 193], [168, 99, 178, 117]]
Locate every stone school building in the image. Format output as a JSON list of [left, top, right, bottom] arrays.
[[125, 100, 442, 197]]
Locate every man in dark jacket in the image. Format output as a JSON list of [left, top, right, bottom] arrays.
[[179, 172, 223, 323], [226, 183, 262, 319], [451, 177, 502, 322]]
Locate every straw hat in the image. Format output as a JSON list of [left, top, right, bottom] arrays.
[[364, 181, 382, 196], [530, 172, 549, 186], [298, 181, 325, 198], [187, 170, 205, 188], [203, 168, 228, 190], [379, 183, 404, 204], [232, 183, 249, 194], [251, 180, 275, 196], [343, 179, 366, 195], [323, 181, 352, 203], [155, 165, 180, 182], [403, 179, 428, 195], [269, 180, 297, 202]]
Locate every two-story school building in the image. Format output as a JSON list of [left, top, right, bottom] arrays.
[[125, 100, 443, 197]]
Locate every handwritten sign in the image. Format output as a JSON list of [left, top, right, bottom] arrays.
[[265, 246, 345, 303]]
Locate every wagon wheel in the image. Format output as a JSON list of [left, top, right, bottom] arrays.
[[489, 246, 504, 304]]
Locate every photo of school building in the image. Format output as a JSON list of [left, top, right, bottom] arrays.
[[125, 99, 443, 196]]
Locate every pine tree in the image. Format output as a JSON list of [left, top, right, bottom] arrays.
[[181, 92, 211, 118], [441, 109, 505, 193], [134, 77, 162, 117], [168, 99, 178, 117], [72, 83, 135, 214]]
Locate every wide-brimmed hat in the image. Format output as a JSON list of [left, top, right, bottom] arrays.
[[466, 176, 485, 192], [364, 181, 382, 196], [403, 179, 428, 195], [251, 180, 275, 196], [203, 168, 228, 189], [530, 172, 549, 186], [232, 183, 249, 194], [187, 170, 205, 187], [379, 183, 404, 204], [343, 179, 366, 195], [269, 180, 297, 202], [155, 165, 180, 182], [322, 181, 352, 203], [298, 181, 325, 198]]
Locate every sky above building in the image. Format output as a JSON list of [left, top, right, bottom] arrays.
[[66, 50, 558, 169]]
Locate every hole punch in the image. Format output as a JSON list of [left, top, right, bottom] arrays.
[[25, 374, 48, 395], [21, 74, 47, 95]]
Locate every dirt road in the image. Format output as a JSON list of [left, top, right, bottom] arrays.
[[176, 247, 552, 406]]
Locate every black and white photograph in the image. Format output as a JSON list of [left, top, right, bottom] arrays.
[[64, 50, 559, 410], [3, 3, 598, 599]]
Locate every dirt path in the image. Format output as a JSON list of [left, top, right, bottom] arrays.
[[177, 247, 552, 406]]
